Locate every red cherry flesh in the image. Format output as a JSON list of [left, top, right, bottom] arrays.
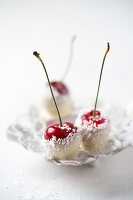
[[48, 81, 68, 95], [81, 110, 105, 126], [44, 122, 77, 140]]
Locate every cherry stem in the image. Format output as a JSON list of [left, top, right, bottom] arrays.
[[33, 51, 63, 127], [93, 42, 110, 118], [61, 35, 76, 81]]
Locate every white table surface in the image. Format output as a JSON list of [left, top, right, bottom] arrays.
[[0, 0, 133, 199]]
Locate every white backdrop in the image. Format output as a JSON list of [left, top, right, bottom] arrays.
[[0, 0, 133, 199]]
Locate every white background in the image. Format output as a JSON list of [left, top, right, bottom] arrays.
[[0, 0, 133, 199]]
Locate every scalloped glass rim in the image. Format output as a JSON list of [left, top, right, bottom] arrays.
[[6, 104, 133, 166]]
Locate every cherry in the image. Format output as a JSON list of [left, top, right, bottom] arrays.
[[45, 122, 77, 140], [92, 118, 105, 126], [81, 110, 105, 127], [82, 110, 101, 120], [49, 81, 68, 95]]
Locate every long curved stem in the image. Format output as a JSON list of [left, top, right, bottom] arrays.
[[61, 35, 76, 81], [93, 42, 110, 118], [33, 51, 63, 127]]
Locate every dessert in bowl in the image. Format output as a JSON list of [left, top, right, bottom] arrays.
[[75, 42, 111, 151], [76, 109, 110, 150], [44, 122, 81, 160], [7, 42, 133, 165]]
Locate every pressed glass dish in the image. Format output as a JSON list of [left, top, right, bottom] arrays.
[[6, 104, 133, 166]]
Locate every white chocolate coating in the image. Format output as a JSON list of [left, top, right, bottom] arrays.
[[81, 125, 110, 151], [42, 85, 73, 119], [44, 132, 81, 160]]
